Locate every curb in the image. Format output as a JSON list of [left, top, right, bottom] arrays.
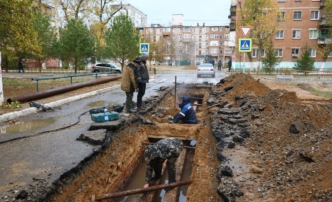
[[0, 85, 121, 123]]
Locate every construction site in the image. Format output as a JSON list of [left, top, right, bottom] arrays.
[[1, 72, 332, 202]]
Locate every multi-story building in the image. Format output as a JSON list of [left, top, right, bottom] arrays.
[[140, 15, 232, 65], [231, 0, 332, 70], [111, 4, 147, 28]]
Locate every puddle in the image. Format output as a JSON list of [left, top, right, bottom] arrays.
[[178, 150, 194, 202], [118, 158, 147, 202], [153, 174, 168, 202], [1, 118, 54, 133]]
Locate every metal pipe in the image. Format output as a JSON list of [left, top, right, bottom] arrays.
[[7, 76, 122, 104], [94, 180, 193, 201], [142, 142, 196, 150]]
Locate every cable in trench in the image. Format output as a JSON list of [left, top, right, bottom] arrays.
[[0, 110, 90, 149]]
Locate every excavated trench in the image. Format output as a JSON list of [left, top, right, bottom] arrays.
[[44, 84, 221, 202]]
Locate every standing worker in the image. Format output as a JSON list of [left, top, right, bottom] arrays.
[[169, 96, 198, 124], [136, 53, 150, 109], [218, 60, 222, 71], [121, 57, 140, 113], [143, 138, 183, 190], [18, 58, 24, 73], [228, 58, 232, 72]]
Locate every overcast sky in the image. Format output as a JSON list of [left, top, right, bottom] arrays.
[[123, 0, 231, 27]]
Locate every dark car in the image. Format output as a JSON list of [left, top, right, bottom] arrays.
[[91, 63, 122, 73]]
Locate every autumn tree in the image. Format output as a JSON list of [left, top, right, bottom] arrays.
[[88, 0, 123, 42], [56, 0, 90, 21], [28, 12, 57, 71], [55, 19, 95, 73], [317, 0, 332, 64], [0, 0, 41, 72], [103, 14, 139, 70], [238, 0, 281, 71]]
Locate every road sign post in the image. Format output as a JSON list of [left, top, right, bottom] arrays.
[[239, 26, 252, 73], [139, 43, 150, 54]]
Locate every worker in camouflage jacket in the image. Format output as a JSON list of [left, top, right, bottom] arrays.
[[143, 138, 183, 189]]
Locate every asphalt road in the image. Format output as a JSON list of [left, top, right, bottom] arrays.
[[0, 70, 227, 195]]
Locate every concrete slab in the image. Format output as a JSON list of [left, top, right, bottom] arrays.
[[77, 129, 107, 145]]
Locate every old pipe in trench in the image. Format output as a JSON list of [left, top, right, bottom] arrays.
[[7, 76, 122, 103], [94, 180, 193, 201]]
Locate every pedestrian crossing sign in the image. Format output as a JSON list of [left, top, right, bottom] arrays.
[[140, 43, 150, 53], [238, 38, 252, 52]]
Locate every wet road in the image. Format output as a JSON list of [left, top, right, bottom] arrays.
[[0, 70, 226, 194]]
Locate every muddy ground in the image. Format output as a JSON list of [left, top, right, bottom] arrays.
[[3, 73, 332, 202]]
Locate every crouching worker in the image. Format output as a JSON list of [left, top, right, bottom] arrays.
[[121, 57, 141, 113], [143, 138, 183, 190], [170, 96, 198, 124]]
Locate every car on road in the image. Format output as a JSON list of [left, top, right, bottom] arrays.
[[197, 63, 215, 78], [91, 63, 122, 73]]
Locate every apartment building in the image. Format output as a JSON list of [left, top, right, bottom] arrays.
[[140, 15, 231, 65], [111, 4, 147, 27], [231, 0, 332, 70]]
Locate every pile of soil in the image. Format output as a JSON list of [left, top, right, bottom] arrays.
[[213, 73, 332, 201]]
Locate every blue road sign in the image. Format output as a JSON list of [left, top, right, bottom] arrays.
[[140, 43, 150, 53], [238, 38, 252, 52]]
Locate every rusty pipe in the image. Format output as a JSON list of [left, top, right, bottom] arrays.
[[7, 76, 122, 103], [94, 180, 193, 201]]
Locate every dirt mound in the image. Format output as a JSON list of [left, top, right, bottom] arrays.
[[183, 64, 197, 70], [213, 73, 332, 201], [218, 73, 270, 102]]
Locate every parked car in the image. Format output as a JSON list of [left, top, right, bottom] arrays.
[[91, 63, 122, 73], [197, 63, 215, 78]]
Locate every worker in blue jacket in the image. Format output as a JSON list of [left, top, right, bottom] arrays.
[[171, 96, 198, 124]]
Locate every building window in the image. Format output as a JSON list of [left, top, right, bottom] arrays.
[[163, 27, 170, 32], [328, 51, 332, 57], [276, 30, 284, 39], [199, 28, 202, 33], [210, 34, 219, 38], [210, 41, 219, 46], [153, 36, 156, 42], [225, 49, 233, 54], [199, 50, 201, 55], [199, 43, 202, 48], [192, 28, 195, 32], [277, 11, 285, 21], [278, 0, 286, 2], [252, 48, 265, 57], [183, 34, 191, 39], [153, 29, 156, 34], [291, 48, 300, 58], [224, 34, 229, 39], [309, 48, 316, 57], [210, 48, 218, 54], [184, 27, 190, 32], [309, 29, 318, 39], [292, 30, 301, 39], [199, 36, 202, 41], [294, 11, 302, 20], [211, 27, 218, 31], [206, 42, 208, 47], [311, 11, 320, 20], [274, 49, 283, 57]]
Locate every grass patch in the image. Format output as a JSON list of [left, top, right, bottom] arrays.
[[3, 78, 35, 87], [310, 90, 332, 99]]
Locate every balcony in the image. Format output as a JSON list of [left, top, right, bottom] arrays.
[[318, 37, 332, 44], [319, 19, 327, 26], [320, 1, 325, 9]]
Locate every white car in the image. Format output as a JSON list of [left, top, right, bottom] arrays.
[[91, 63, 122, 73], [197, 63, 215, 78]]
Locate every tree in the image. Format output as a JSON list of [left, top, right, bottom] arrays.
[[262, 39, 280, 74], [88, 0, 123, 42], [29, 12, 57, 71], [317, 0, 332, 64], [0, 0, 41, 72], [141, 33, 165, 69], [103, 14, 139, 70], [238, 0, 281, 71], [56, 0, 90, 21], [56, 19, 95, 73], [294, 45, 315, 74]]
